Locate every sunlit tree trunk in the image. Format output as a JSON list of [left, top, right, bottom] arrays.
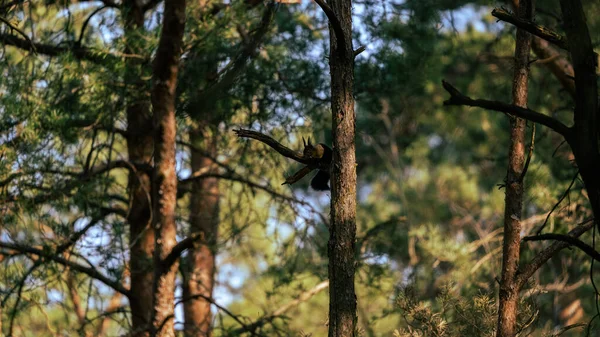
[[182, 125, 219, 337], [496, 1, 533, 336], [327, 0, 357, 336], [150, 0, 186, 335]]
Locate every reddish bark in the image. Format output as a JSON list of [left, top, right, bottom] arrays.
[[496, 1, 533, 336], [149, 0, 186, 335], [123, 2, 155, 335], [182, 127, 219, 337]]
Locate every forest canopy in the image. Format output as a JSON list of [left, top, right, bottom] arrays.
[[1, 0, 599, 336]]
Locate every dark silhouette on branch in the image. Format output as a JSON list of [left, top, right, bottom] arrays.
[[234, 129, 332, 189]]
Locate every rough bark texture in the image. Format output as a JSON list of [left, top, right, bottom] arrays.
[[182, 126, 219, 337], [150, 0, 186, 335], [559, 0, 600, 231], [123, 2, 155, 335], [496, 1, 533, 336], [327, 0, 357, 336]]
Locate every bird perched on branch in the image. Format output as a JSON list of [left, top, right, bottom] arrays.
[[302, 137, 332, 191]]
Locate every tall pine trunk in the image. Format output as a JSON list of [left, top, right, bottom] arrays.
[[123, 2, 155, 335], [182, 125, 219, 337], [496, 1, 533, 336], [150, 0, 186, 335], [327, 0, 357, 336]]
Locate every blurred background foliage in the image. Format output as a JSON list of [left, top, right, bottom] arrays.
[[1, 0, 599, 336]]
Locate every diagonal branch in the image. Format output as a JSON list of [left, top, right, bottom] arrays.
[[233, 129, 311, 164], [517, 219, 594, 288], [522, 232, 600, 261], [231, 280, 330, 335], [313, 0, 347, 55], [175, 294, 262, 337], [530, 37, 576, 98], [0, 16, 34, 50], [441, 80, 572, 138], [158, 232, 203, 276], [0, 241, 131, 296], [492, 7, 568, 51], [282, 166, 314, 186]]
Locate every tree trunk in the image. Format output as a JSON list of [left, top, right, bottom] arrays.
[[150, 0, 186, 335], [559, 0, 600, 231], [496, 1, 533, 336], [327, 0, 357, 336], [123, 2, 155, 336], [182, 126, 219, 337]]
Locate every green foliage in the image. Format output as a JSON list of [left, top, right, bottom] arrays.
[[1, 0, 599, 336], [394, 284, 538, 337]]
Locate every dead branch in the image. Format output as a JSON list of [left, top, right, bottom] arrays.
[[492, 7, 568, 51], [313, 0, 347, 56], [441, 80, 572, 138], [233, 129, 311, 164]]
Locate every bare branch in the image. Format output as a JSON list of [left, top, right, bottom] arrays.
[[353, 45, 366, 58], [535, 170, 579, 234], [282, 166, 314, 186], [523, 233, 600, 260], [441, 80, 572, 138], [0, 16, 34, 51], [492, 7, 568, 51], [78, 5, 112, 45], [518, 219, 594, 286], [233, 129, 311, 164], [530, 37, 575, 98], [313, 0, 347, 55], [158, 233, 203, 276]]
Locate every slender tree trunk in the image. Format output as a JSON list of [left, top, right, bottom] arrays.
[[496, 1, 533, 336], [327, 0, 357, 336], [123, 3, 155, 336], [180, 3, 219, 334], [182, 126, 219, 337], [150, 0, 186, 335]]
